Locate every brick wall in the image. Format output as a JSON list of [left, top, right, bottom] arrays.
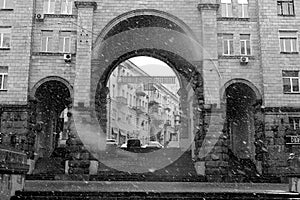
[[258, 0, 300, 107], [217, 0, 262, 99], [0, 0, 34, 104]]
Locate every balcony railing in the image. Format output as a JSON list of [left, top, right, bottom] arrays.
[[165, 120, 171, 126], [136, 90, 146, 97], [115, 96, 127, 105], [132, 106, 146, 114]]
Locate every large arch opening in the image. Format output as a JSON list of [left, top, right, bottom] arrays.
[[105, 56, 182, 149], [32, 80, 72, 174], [85, 12, 206, 176]]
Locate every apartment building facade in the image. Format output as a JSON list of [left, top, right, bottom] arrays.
[[0, 0, 299, 181], [106, 59, 180, 146]]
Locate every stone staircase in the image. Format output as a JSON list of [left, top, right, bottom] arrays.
[[11, 181, 300, 200], [27, 148, 204, 182]]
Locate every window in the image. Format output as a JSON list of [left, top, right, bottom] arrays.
[[43, 0, 55, 14], [41, 31, 53, 52], [283, 70, 300, 93], [112, 84, 115, 98], [61, 0, 72, 14], [0, 66, 8, 91], [59, 37, 71, 52], [277, 0, 294, 16], [112, 109, 117, 121], [130, 94, 132, 106], [240, 34, 251, 55], [0, 0, 13, 9], [221, 0, 233, 17], [289, 117, 300, 130], [127, 92, 129, 104], [238, 0, 249, 18], [119, 112, 125, 121], [0, 28, 11, 48], [279, 31, 298, 53], [222, 34, 234, 55], [59, 32, 71, 53]]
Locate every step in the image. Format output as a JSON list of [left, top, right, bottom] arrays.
[[11, 181, 300, 200]]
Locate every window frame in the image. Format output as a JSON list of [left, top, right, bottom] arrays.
[[41, 31, 53, 52], [43, 0, 55, 14], [0, 0, 13, 9], [240, 34, 251, 55], [221, 0, 233, 17], [279, 31, 298, 53], [289, 117, 300, 130], [0, 27, 11, 49], [282, 70, 300, 93], [0, 72, 8, 91], [277, 0, 295, 16], [59, 36, 71, 53], [238, 0, 249, 18], [222, 34, 234, 55], [61, 0, 72, 15]]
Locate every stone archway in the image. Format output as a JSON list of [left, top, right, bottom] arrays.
[[32, 79, 72, 158], [82, 11, 207, 176], [223, 80, 266, 179]]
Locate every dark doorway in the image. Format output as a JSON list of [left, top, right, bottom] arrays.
[[226, 82, 257, 160], [34, 80, 71, 158]]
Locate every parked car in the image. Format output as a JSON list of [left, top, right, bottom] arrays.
[[120, 139, 144, 152], [142, 141, 164, 149], [106, 139, 117, 145], [120, 143, 127, 149]]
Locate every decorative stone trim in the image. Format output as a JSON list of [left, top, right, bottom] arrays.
[[264, 107, 300, 113], [217, 17, 250, 22], [197, 3, 219, 11], [278, 14, 295, 17], [0, 104, 29, 110], [0, 9, 13, 11], [280, 52, 299, 54], [44, 14, 77, 19], [32, 52, 76, 56], [218, 55, 255, 60], [75, 1, 97, 10]]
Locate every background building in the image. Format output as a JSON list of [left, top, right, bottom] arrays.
[[106, 59, 181, 147], [0, 0, 299, 181]]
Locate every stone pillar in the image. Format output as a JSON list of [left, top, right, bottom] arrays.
[[198, 1, 220, 107], [74, 1, 97, 108], [198, 1, 228, 182], [202, 106, 228, 182]]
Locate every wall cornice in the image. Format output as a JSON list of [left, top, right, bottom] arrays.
[[198, 3, 219, 11], [75, 1, 97, 10]]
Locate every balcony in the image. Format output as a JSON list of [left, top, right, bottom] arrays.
[[136, 90, 146, 97], [165, 120, 171, 126], [132, 106, 146, 114], [115, 96, 127, 105], [164, 104, 171, 112], [149, 100, 159, 108]]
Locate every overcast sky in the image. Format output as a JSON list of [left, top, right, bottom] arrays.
[[129, 56, 176, 76], [129, 56, 179, 95]]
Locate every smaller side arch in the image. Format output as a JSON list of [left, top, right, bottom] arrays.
[[220, 79, 262, 104], [30, 76, 73, 101]]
